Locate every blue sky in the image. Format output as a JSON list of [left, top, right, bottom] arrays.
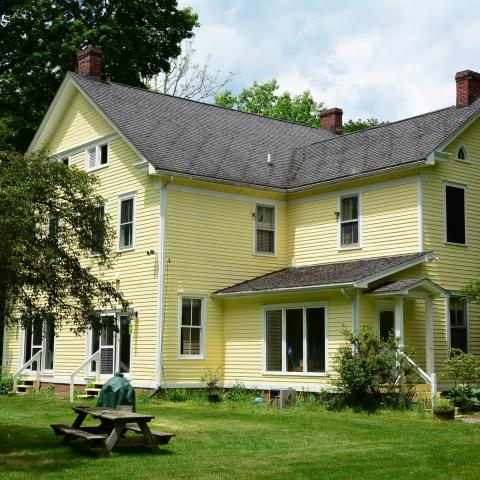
[[179, 0, 480, 122]]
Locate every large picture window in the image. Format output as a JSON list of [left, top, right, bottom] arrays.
[[340, 194, 360, 247], [180, 296, 205, 357], [255, 204, 275, 254], [450, 297, 468, 353], [445, 184, 466, 245], [264, 305, 327, 374]]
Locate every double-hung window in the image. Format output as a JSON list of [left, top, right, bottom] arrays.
[[445, 183, 467, 245], [255, 204, 275, 254], [118, 195, 135, 250], [91, 203, 106, 253], [264, 304, 327, 374], [48, 216, 59, 244], [86, 143, 109, 171], [180, 296, 205, 357], [340, 194, 360, 248], [450, 297, 468, 353]]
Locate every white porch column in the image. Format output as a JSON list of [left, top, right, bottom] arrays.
[[425, 296, 435, 374], [394, 296, 404, 351]]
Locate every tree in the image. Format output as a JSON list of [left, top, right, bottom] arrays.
[[342, 118, 388, 134], [0, 149, 129, 335], [0, 1, 198, 152], [215, 80, 325, 127], [149, 40, 234, 101]]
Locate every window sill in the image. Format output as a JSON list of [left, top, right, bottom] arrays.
[[444, 242, 468, 247], [338, 245, 362, 251], [178, 355, 205, 360], [117, 246, 135, 253], [253, 251, 277, 257], [86, 163, 109, 173]]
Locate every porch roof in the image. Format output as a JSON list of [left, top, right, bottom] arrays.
[[366, 278, 450, 298], [213, 251, 433, 297]]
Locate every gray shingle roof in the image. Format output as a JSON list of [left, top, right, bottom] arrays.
[[71, 73, 480, 190], [71, 73, 334, 189], [367, 279, 424, 293], [214, 252, 428, 295]]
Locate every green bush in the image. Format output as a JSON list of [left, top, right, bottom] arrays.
[[165, 387, 189, 402], [226, 382, 250, 402], [445, 349, 480, 386], [333, 327, 412, 410], [0, 371, 13, 395], [450, 386, 480, 413]]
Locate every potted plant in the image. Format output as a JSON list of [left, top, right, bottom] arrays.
[[433, 398, 455, 421], [201, 368, 221, 403]]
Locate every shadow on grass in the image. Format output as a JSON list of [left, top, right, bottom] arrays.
[[0, 422, 173, 475]]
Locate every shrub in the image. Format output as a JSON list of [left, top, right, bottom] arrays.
[[0, 371, 13, 395], [333, 327, 412, 410], [433, 397, 455, 413], [200, 367, 222, 394], [226, 382, 250, 402], [165, 387, 189, 402], [450, 386, 480, 414], [445, 349, 480, 386]]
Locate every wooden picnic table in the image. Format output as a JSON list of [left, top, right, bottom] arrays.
[[51, 406, 174, 457]]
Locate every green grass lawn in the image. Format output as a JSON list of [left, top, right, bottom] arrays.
[[1, 394, 480, 480]]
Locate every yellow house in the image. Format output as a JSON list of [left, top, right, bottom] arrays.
[[3, 46, 480, 398]]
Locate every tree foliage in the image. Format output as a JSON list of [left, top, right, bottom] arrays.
[[0, 149, 128, 334], [342, 118, 388, 134], [215, 80, 325, 127], [149, 40, 234, 101], [0, 1, 198, 151]]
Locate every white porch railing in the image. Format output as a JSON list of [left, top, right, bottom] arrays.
[[69, 350, 101, 402], [13, 350, 43, 391], [405, 355, 437, 406]]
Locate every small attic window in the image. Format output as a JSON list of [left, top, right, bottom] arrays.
[[457, 145, 469, 162]]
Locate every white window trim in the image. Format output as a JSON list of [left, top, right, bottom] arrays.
[[338, 192, 362, 250], [455, 143, 470, 163], [178, 293, 207, 359], [444, 181, 468, 246], [262, 301, 328, 377], [117, 192, 136, 251], [447, 296, 470, 354], [253, 202, 277, 257], [85, 143, 109, 172]]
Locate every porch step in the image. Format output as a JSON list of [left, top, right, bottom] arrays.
[[16, 385, 36, 395], [85, 388, 102, 395]]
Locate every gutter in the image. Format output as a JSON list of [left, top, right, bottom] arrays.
[[155, 179, 169, 388]]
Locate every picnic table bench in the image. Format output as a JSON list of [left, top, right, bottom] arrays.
[[51, 406, 175, 457]]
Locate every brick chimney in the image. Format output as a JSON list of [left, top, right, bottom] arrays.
[[320, 108, 343, 134], [77, 43, 102, 80], [455, 70, 480, 108]]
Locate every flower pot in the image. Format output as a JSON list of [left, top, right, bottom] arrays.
[[207, 393, 220, 403], [433, 409, 455, 421]]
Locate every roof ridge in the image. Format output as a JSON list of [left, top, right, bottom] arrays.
[[69, 72, 334, 134], [299, 105, 457, 150]]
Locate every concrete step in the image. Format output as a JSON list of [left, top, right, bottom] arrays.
[[76, 394, 95, 400], [85, 388, 102, 395], [18, 379, 39, 388], [16, 385, 36, 395]]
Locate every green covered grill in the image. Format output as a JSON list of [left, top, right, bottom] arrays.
[[96, 372, 136, 411]]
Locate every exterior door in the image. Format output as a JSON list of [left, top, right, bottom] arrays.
[[23, 320, 55, 372], [89, 313, 131, 376], [379, 309, 395, 341]]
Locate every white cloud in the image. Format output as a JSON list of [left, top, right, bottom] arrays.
[[180, 0, 480, 121]]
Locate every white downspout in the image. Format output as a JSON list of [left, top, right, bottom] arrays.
[[155, 179, 169, 388], [341, 288, 360, 332]]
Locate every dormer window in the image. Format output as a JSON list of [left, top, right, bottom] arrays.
[[86, 143, 109, 171], [456, 145, 469, 162]]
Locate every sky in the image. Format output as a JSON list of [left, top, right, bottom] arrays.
[[179, 0, 480, 122]]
